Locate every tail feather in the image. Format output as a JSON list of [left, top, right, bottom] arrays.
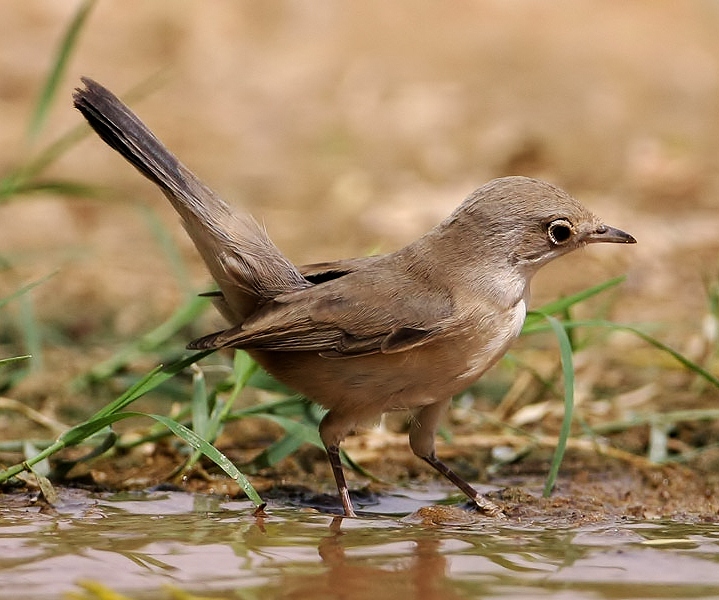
[[73, 77, 310, 321]]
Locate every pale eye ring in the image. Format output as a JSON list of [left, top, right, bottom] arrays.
[[547, 219, 574, 245]]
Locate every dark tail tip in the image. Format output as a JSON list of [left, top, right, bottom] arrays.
[[73, 77, 183, 189]]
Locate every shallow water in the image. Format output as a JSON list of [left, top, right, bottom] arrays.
[[2, 488, 719, 599]]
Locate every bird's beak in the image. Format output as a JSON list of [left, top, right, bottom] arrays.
[[584, 224, 636, 245]]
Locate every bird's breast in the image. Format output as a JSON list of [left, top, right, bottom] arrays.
[[455, 298, 527, 383]]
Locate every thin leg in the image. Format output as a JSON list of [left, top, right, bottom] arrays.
[[422, 453, 505, 518], [409, 402, 504, 518], [326, 444, 357, 518]]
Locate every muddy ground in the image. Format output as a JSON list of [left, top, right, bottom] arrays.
[[1, 1, 719, 522]]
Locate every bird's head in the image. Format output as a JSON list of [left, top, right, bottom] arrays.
[[450, 176, 636, 276]]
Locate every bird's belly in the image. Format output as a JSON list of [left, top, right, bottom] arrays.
[[249, 300, 527, 418]]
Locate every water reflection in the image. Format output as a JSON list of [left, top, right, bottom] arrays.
[[1, 489, 719, 599], [309, 517, 467, 600]]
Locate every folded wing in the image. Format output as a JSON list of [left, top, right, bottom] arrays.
[[189, 265, 454, 358]]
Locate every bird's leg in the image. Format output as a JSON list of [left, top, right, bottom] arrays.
[[410, 401, 505, 518], [320, 411, 358, 518], [420, 453, 504, 517], [325, 443, 357, 518]]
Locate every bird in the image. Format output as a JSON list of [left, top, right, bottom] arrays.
[[73, 77, 636, 518]]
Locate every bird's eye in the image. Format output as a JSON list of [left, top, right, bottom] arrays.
[[547, 219, 573, 245]]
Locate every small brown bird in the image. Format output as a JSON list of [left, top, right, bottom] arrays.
[[74, 78, 635, 517]]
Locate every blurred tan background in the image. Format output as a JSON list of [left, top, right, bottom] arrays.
[[2, 1, 718, 360]]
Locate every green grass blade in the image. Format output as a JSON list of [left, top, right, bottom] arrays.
[[59, 413, 140, 447], [6, 179, 98, 198], [232, 351, 260, 395], [149, 414, 263, 506], [0, 272, 56, 310], [540, 314, 575, 497], [0, 126, 90, 203], [245, 368, 297, 395], [77, 294, 212, 385], [1, 405, 262, 508], [532, 319, 719, 390], [184, 352, 258, 471], [141, 206, 193, 294], [201, 351, 259, 440], [19, 294, 43, 373], [190, 364, 210, 438], [23, 440, 51, 477], [617, 324, 719, 389], [523, 276, 625, 331], [0, 355, 31, 367], [251, 413, 377, 483], [0, 412, 135, 483], [592, 408, 719, 436], [28, 0, 96, 140], [260, 414, 324, 448], [87, 350, 214, 423], [245, 431, 306, 472], [228, 395, 312, 420], [1, 68, 167, 205]]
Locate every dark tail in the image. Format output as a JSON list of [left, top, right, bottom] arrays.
[[73, 78, 309, 321], [74, 78, 186, 193]]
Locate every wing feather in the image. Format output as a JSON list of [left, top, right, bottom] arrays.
[[188, 264, 453, 356]]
